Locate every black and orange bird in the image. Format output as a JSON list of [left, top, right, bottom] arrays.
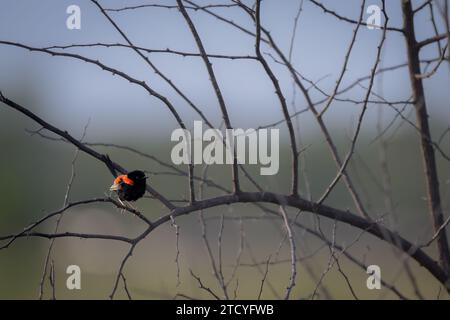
[[109, 170, 147, 206]]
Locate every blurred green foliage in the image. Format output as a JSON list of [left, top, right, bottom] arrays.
[[0, 97, 449, 299]]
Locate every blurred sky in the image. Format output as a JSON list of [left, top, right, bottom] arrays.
[[0, 0, 449, 141]]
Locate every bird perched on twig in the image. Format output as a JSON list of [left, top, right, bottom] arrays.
[[109, 170, 147, 207]]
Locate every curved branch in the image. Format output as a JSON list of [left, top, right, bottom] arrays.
[[0, 232, 133, 244], [177, 0, 241, 194], [138, 192, 449, 291], [255, 0, 299, 196]]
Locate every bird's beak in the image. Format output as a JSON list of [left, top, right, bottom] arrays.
[[109, 182, 121, 191]]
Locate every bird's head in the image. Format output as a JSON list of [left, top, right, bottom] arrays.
[[110, 170, 147, 191]]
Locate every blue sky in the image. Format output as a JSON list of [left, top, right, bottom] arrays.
[[0, 0, 449, 140]]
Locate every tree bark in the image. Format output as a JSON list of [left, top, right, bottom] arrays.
[[402, 0, 450, 275]]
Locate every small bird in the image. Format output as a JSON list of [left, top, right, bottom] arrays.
[[109, 170, 147, 207]]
